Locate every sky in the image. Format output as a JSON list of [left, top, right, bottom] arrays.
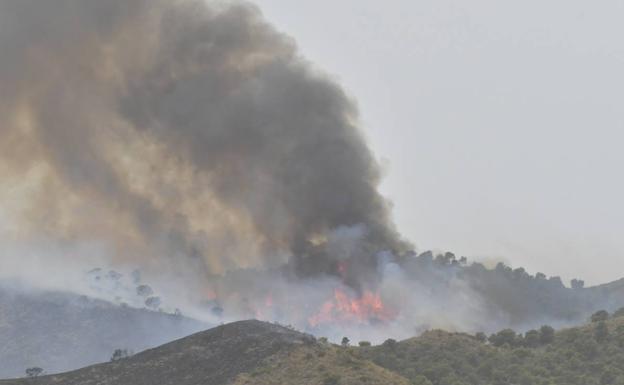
[[251, 0, 624, 285]]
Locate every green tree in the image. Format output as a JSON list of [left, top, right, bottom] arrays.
[[489, 329, 518, 347], [540, 325, 555, 344], [524, 330, 540, 348]]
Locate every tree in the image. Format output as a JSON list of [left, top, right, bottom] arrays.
[[358, 341, 371, 347], [110, 349, 132, 362], [145, 296, 161, 309], [341, 337, 350, 347], [136, 284, 154, 297], [571, 279, 585, 290], [489, 329, 518, 347], [382, 338, 398, 349], [539, 325, 555, 344], [25, 367, 43, 378], [524, 330, 540, 348], [591, 310, 610, 323]]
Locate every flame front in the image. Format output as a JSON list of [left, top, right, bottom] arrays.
[[308, 288, 395, 327]]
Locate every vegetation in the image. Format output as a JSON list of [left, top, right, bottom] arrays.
[[401, 251, 624, 332], [110, 349, 132, 362], [357, 315, 624, 385], [232, 341, 411, 385]]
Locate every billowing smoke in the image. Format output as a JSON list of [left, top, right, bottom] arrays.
[[0, 0, 405, 284]]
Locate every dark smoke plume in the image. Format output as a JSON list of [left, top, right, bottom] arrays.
[[0, 0, 405, 282]]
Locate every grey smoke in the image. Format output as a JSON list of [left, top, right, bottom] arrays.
[[0, 0, 405, 284]]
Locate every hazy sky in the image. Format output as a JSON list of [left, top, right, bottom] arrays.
[[252, 0, 624, 285]]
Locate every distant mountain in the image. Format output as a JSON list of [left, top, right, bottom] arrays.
[[0, 285, 208, 378], [397, 252, 624, 332], [2, 254, 624, 381], [3, 317, 624, 385]]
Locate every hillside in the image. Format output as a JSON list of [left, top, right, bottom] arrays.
[[3, 318, 624, 384], [359, 315, 624, 385], [0, 285, 208, 378], [397, 252, 624, 332], [0, 320, 409, 385]]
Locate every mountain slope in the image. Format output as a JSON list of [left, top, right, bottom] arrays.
[[0, 286, 207, 378], [4, 318, 624, 385], [0, 320, 409, 385]]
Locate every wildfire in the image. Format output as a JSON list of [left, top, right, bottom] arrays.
[[308, 288, 395, 327]]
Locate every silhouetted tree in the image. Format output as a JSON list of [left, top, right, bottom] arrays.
[[25, 367, 43, 378], [110, 349, 132, 362], [136, 284, 154, 297], [341, 337, 350, 347], [145, 296, 161, 309]]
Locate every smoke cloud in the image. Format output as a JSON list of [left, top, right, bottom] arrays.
[[0, 0, 405, 286]]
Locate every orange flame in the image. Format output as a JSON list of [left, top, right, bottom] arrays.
[[308, 288, 395, 327]]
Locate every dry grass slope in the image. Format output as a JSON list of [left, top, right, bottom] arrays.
[[232, 343, 410, 385]]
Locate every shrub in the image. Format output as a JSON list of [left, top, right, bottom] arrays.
[[591, 310, 610, 323]]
